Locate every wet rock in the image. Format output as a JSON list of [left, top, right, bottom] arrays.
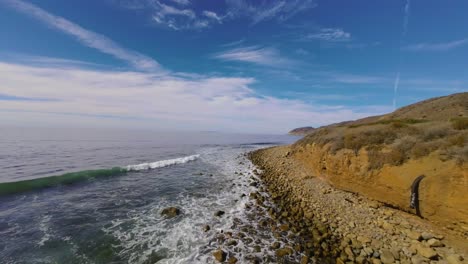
[[203, 225, 210, 232], [227, 240, 238, 246], [213, 249, 227, 262], [271, 241, 281, 249], [275, 247, 293, 258], [161, 207, 181, 218], [228, 256, 238, 264], [215, 211, 225, 217]]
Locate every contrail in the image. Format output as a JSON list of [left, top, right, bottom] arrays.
[[393, 72, 400, 111], [393, 0, 411, 111], [402, 0, 411, 37]]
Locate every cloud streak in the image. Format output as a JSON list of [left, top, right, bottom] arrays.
[[303, 28, 352, 42], [213, 46, 296, 68], [3, 0, 161, 72], [0, 60, 389, 133], [393, 72, 400, 110], [403, 38, 468, 51], [225, 0, 317, 25], [403, 0, 410, 36]]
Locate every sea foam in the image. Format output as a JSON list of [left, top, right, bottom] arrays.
[[125, 155, 200, 171]]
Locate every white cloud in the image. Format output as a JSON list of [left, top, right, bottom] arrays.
[[304, 28, 352, 42], [4, 0, 162, 72], [169, 0, 190, 6], [149, 1, 217, 30], [0, 60, 389, 133], [225, 0, 317, 25], [202, 11, 223, 23], [403, 38, 468, 51], [213, 46, 296, 67]]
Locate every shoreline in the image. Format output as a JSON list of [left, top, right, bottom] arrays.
[[247, 145, 467, 264]]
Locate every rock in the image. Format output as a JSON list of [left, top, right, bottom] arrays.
[[427, 238, 444, 247], [279, 224, 289, 232], [213, 249, 227, 262], [420, 232, 434, 240], [215, 211, 225, 217], [380, 249, 395, 264], [228, 256, 238, 264], [416, 245, 438, 260], [345, 247, 354, 258], [300, 255, 309, 264], [275, 247, 293, 258], [227, 240, 238, 246], [357, 236, 371, 244], [405, 230, 422, 241], [446, 254, 463, 264], [161, 207, 181, 218], [271, 241, 280, 249], [410, 255, 428, 264], [372, 259, 382, 264], [203, 225, 210, 232]]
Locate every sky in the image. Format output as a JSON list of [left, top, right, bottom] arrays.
[[0, 0, 467, 133]]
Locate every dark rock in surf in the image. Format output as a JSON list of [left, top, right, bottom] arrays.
[[215, 210, 225, 217], [161, 207, 181, 218], [213, 249, 227, 262], [203, 225, 211, 232]]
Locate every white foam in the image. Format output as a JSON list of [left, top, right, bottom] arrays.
[[125, 155, 200, 171], [38, 215, 52, 247]]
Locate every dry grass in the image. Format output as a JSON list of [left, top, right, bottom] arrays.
[[451, 117, 468, 130], [296, 120, 467, 170]]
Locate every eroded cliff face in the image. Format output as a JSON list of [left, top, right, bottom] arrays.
[[291, 142, 468, 231]]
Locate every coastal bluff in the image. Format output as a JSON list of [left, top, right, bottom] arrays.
[[249, 92, 467, 262]]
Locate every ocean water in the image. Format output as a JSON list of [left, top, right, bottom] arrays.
[[0, 127, 298, 264]]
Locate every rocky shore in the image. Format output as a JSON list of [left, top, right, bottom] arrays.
[[246, 146, 467, 264]]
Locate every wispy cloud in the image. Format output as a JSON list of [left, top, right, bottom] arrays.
[[0, 59, 389, 133], [169, 0, 190, 6], [303, 28, 352, 42], [403, 38, 468, 51], [403, 0, 411, 36], [202, 11, 223, 23], [295, 48, 310, 55], [149, 1, 220, 30], [220, 39, 245, 47], [213, 46, 296, 67], [3, 0, 162, 72], [393, 72, 400, 110], [225, 0, 317, 25]]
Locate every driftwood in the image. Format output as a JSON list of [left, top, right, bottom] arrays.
[[410, 175, 425, 217]]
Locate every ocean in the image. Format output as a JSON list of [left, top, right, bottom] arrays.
[[0, 127, 298, 263]]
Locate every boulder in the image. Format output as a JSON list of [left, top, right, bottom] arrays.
[[161, 207, 181, 218], [213, 249, 227, 262], [215, 210, 225, 217]]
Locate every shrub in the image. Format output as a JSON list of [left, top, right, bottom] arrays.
[[451, 117, 468, 130], [411, 143, 430, 159], [422, 126, 449, 141], [448, 134, 466, 147]]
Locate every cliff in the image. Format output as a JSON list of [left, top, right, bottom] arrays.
[[289, 126, 315, 135], [281, 93, 467, 232]]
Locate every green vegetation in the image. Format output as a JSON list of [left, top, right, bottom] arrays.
[[346, 118, 427, 128]]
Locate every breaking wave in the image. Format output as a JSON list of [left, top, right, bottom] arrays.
[[0, 155, 199, 196]]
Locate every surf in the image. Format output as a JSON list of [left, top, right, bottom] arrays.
[[0, 155, 200, 196]]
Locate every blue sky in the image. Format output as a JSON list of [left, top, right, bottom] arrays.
[[0, 0, 467, 133]]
